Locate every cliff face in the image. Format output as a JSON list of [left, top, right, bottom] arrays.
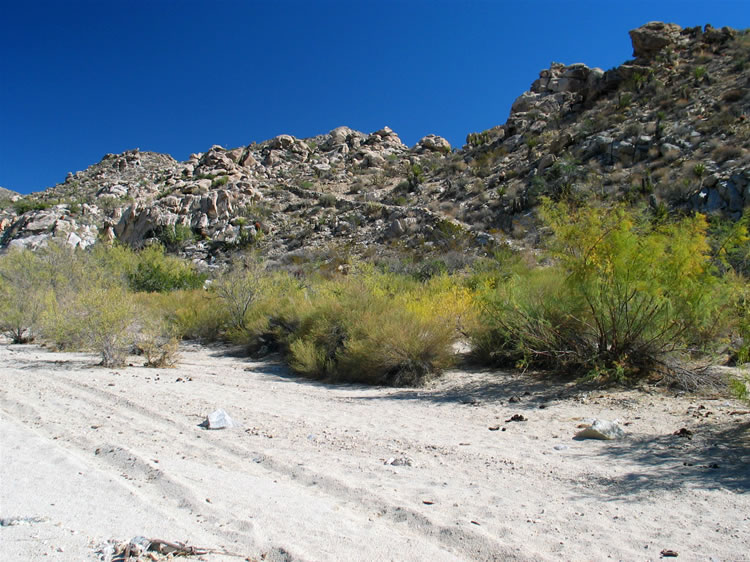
[[2, 22, 748, 266]]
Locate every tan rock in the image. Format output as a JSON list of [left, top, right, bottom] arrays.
[[629, 22, 682, 59]]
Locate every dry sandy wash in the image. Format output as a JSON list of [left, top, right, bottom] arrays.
[[1, 341, 748, 561]]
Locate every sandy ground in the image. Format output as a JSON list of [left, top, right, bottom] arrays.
[[1, 341, 749, 562]]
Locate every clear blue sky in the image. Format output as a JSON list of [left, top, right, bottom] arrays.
[[2, 0, 749, 194]]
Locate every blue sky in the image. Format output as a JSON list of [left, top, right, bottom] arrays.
[[2, 1, 749, 194]]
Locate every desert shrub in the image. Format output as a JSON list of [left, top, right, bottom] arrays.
[[712, 145, 744, 163], [708, 212, 750, 276], [471, 265, 586, 369], [147, 289, 227, 342], [127, 244, 206, 292], [12, 198, 50, 215], [43, 283, 138, 367], [211, 255, 266, 332], [0, 248, 52, 342], [472, 200, 734, 380], [156, 224, 197, 250], [319, 193, 337, 207], [529, 158, 588, 205], [466, 131, 490, 147], [131, 292, 183, 367], [89, 243, 139, 285], [211, 175, 229, 188], [724, 271, 750, 367], [285, 269, 470, 385]]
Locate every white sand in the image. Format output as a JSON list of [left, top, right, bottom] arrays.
[[1, 341, 748, 561]]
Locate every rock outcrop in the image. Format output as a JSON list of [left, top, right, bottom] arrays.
[[2, 22, 748, 265]]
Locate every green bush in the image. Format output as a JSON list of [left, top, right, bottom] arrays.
[[41, 279, 137, 367], [143, 289, 227, 342], [127, 245, 206, 292], [0, 249, 52, 342], [472, 201, 734, 380], [212, 255, 266, 332], [319, 193, 337, 207], [285, 270, 470, 385], [211, 176, 229, 188], [157, 224, 197, 250], [12, 198, 50, 215], [133, 295, 181, 367]]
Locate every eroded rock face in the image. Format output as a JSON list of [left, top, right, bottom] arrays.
[[629, 21, 683, 59]]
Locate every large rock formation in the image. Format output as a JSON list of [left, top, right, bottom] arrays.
[[2, 22, 748, 264]]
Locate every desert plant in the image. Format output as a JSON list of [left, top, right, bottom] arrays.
[[319, 193, 337, 207], [12, 198, 50, 215], [128, 244, 206, 293], [211, 175, 229, 188], [285, 269, 470, 385], [472, 200, 733, 380], [157, 224, 197, 250], [43, 283, 138, 367], [139, 328, 180, 368], [466, 131, 491, 147], [211, 254, 266, 332], [617, 92, 633, 110], [149, 289, 227, 342], [0, 249, 52, 342]]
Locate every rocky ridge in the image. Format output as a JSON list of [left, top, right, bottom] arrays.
[[1, 22, 748, 269]]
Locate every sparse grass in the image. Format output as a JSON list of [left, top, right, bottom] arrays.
[[211, 176, 229, 189]]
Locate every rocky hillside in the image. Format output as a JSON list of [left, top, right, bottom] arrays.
[[0, 187, 18, 199], [1, 22, 748, 269]]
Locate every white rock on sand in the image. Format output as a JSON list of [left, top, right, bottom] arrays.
[[1, 342, 748, 561]]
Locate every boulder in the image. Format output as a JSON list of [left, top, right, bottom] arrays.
[[629, 22, 682, 59], [269, 134, 295, 150], [328, 126, 353, 146], [239, 150, 257, 168], [263, 150, 283, 167], [361, 150, 387, 168], [511, 92, 541, 114], [537, 154, 556, 174], [702, 24, 736, 45], [24, 212, 59, 232], [416, 135, 451, 153]]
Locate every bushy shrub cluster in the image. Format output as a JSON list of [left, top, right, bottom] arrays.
[[471, 200, 744, 382], [285, 271, 470, 385], [214, 266, 472, 386], [1, 200, 746, 392], [0, 241, 205, 366]]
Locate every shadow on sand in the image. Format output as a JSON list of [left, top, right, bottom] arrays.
[[582, 420, 750, 498]]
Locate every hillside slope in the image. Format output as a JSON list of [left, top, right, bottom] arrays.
[[1, 22, 748, 268]]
